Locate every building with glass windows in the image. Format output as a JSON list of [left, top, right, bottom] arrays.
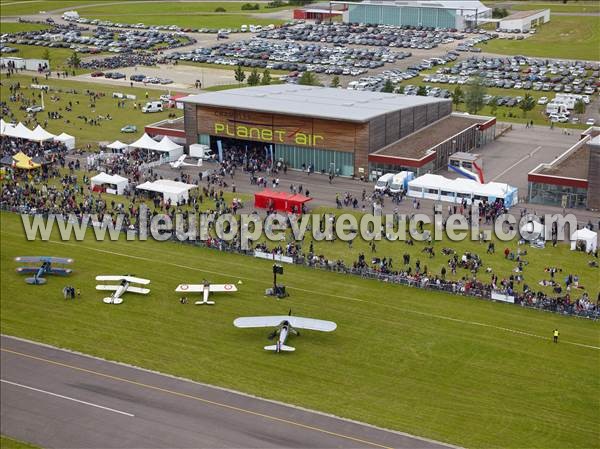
[[527, 127, 599, 210], [334, 0, 491, 30], [179, 85, 495, 179]]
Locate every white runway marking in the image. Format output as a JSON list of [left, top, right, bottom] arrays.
[[491, 145, 542, 181], [1, 379, 135, 417]]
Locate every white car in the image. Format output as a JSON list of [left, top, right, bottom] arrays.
[[26, 105, 43, 113], [586, 118, 596, 126], [537, 96, 549, 105]]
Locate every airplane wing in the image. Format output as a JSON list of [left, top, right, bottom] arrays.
[[15, 256, 73, 264], [96, 285, 120, 291], [49, 268, 73, 276], [288, 317, 337, 332], [127, 286, 150, 295], [95, 275, 150, 284], [234, 316, 335, 331], [209, 284, 237, 293], [16, 267, 40, 274], [175, 284, 205, 293]]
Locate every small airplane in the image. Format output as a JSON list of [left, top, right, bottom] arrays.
[[233, 312, 337, 353], [175, 280, 238, 305], [15, 256, 74, 285], [169, 154, 202, 169], [95, 275, 150, 304]]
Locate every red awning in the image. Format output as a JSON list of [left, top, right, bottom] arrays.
[[254, 189, 312, 213]]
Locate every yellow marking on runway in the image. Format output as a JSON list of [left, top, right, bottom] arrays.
[[1, 347, 393, 449]]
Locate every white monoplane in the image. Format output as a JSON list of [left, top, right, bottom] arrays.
[[175, 280, 237, 305], [169, 154, 202, 169], [233, 314, 337, 353], [95, 275, 150, 304]]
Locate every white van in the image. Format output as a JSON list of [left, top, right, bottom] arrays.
[[374, 173, 395, 192], [189, 144, 214, 160], [240, 24, 248, 32], [388, 171, 414, 194], [142, 101, 163, 113]]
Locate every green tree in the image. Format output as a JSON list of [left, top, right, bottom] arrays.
[[330, 75, 340, 88], [490, 96, 499, 116], [247, 68, 260, 86], [416, 85, 428, 96], [261, 69, 272, 85], [215, 6, 226, 12], [464, 77, 486, 115], [519, 94, 536, 118], [298, 71, 320, 86], [381, 79, 394, 93], [42, 48, 51, 65], [574, 99, 586, 115], [67, 52, 81, 69], [234, 65, 246, 86], [451, 86, 464, 111]]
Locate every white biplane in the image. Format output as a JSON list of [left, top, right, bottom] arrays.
[[175, 280, 237, 305], [95, 275, 150, 304], [233, 313, 337, 353], [169, 154, 202, 169]]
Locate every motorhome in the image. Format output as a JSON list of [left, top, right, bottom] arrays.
[[546, 102, 568, 116]]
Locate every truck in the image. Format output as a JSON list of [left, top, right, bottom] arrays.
[[374, 173, 395, 192], [188, 144, 214, 160], [388, 171, 415, 194]]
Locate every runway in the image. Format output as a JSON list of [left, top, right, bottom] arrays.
[[1, 335, 455, 449]]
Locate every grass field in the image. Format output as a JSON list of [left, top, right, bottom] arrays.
[[480, 16, 600, 60], [1, 210, 599, 449], [72, 1, 293, 15], [0, 435, 40, 449], [0, 22, 49, 33], [0, 0, 84, 16], [508, 2, 600, 13], [8, 44, 91, 73], [0, 74, 182, 146]]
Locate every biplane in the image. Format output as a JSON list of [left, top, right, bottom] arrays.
[[15, 256, 74, 285], [95, 275, 150, 304], [233, 312, 337, 353], [175, 280, 238, 305]]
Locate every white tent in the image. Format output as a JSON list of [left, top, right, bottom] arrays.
[[3, 122, 35, 140], [129, 133, 160, 151], [91, 172, 129, 195], [570, 228, 598, 252], [54, 132, 76, 150], [106, 140, 129, 153], [30, 125, 55, 142], [407, 174, 519, 206], [0, 119, 11, 135], [136, 179, 196, 204], [154, 136, 184, 159]]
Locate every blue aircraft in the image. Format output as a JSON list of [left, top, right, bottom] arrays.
[[15, 256, 74, 285]]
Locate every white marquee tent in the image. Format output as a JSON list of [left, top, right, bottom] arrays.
[[54, 132, 76, 150], [105, 140, 129, 153], [2, 122, 35, 140], [407, 174, 519, 206], [30, 125, 56, 142], [570, 228, 597, 252], [90, 172, 129, 195], [136, 179, 196, 204], [129, 133, 183, 160]]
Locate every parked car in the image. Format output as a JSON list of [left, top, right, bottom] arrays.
[[26, 105, 44, 113], [120, 124, 138, 133]]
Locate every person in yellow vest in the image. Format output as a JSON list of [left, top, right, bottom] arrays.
[[553, 329, 559, 343]]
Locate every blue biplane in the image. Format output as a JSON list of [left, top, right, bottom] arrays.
[[15, 256, 74, 285]]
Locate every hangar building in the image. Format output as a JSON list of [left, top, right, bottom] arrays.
[[528, 127, 600, 210], [499, 9, 550, 32], [179, 85, 496, 179], [333, 0, 491, 30]]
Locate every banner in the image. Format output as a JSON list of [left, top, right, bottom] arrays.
[[216, 140, 223, 162], [491, 291, 515, 304], [254, 251, 294, 264]]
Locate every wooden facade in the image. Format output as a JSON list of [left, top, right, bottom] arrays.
[[188, 99, 452, 174]]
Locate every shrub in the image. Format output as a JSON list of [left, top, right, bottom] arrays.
[[214, 6, 226, 12]]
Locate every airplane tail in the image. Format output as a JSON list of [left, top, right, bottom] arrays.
[[25, 277, 46, 285], [264, 344, 295, 352]]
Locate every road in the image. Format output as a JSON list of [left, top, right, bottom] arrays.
[[0, 335, 455, 449]]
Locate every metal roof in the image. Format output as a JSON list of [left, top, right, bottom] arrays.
[[182, 85, 450, 123]]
